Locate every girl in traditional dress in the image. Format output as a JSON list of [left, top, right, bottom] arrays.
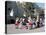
[[15, 17, 20, 29]]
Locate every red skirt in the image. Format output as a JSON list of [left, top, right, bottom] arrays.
[[15, 23, 19, 26], [29, 22, 32, 26]]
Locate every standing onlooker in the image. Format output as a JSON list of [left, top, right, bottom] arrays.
[[40, 18, 43, 27]]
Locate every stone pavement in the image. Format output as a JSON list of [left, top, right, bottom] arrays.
[[7, 24, 45, 34]]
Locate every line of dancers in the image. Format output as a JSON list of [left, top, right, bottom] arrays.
[[15, 16, 44, 30]]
